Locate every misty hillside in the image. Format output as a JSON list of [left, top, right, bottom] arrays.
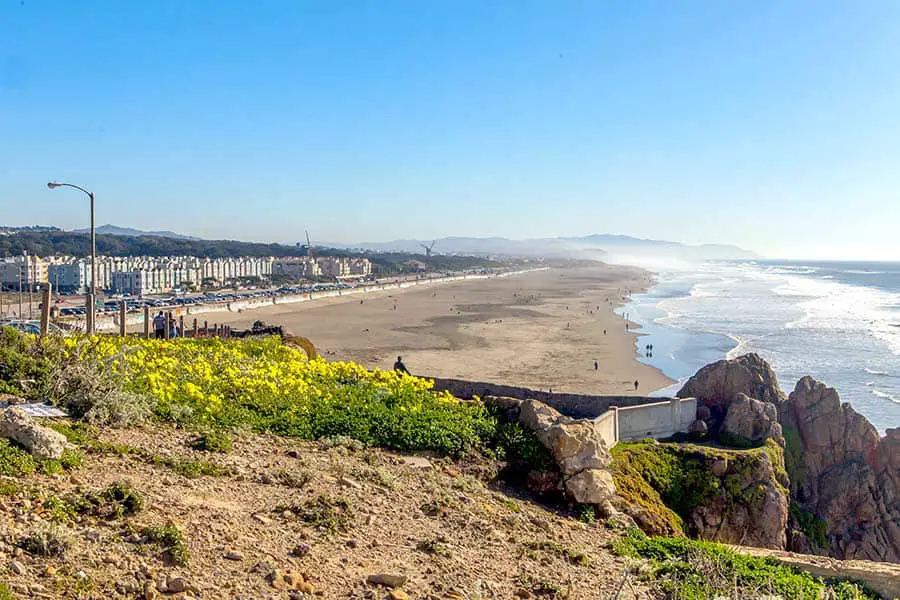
[[72, 224, 200, 240], [334, 234, 758, 262]]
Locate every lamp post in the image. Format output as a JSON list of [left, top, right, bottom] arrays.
[[47, 182, 96, 333]]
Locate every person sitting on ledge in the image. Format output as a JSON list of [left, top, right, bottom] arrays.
[[393, 355, 410, 375]]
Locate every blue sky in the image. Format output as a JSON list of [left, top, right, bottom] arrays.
[[2, 1, 899, 259]]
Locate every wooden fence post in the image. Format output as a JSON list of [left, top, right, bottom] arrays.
[[193, 318, 198, 337], [164, 313, 171, 340], [143, 306, 151, 339], [39, 284, 51, 336], [119, 301, 127, 337], [179, 315, 185, 338]]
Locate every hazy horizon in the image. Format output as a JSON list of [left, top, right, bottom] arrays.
[[3, 2, 899, 261]]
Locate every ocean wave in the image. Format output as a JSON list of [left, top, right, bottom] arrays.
[[871, 389, 900, 404], [864, 367, 891, 376]]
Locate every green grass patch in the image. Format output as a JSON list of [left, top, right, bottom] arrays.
[[141, 524, 189, 566], [0, 438, 83, 478], [189, 430, 233, 453], [0, 582, 12, 600], [149, 455, 232, 478], [613, 527, 876, 600], [790, 503, 828, 549]]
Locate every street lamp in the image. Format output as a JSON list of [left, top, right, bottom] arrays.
[[47, 182, 96, 333]]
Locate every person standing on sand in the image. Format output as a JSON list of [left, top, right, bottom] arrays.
[[634, 380, 639, 391], [594, 360, 598, 371], [393, 356, 410, 374], [153, 312, 165, 339]]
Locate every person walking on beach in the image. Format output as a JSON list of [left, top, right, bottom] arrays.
[[393, 355, 410, 375], [153, 311, 165, 339], [634, 380, 639, 391], [594, 360, 598, 371]]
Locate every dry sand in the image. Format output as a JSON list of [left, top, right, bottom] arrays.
[[214, 265, 672, 396]]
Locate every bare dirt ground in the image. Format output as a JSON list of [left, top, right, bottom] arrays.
[[213, 266, 671, 396], [0, 424, 652, 600]]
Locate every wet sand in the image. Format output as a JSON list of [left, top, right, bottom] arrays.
[[213, 265, 673, 396]]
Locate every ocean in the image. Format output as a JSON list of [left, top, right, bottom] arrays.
[[619, 260, 900, 433]]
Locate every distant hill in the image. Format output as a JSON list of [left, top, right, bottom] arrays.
[[336, 234, 758, 262], [72, 224, 199, 240]]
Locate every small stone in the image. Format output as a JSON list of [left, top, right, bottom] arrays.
[[224, 550, 244, 561], [166, 577, 191, 593], [43, 565, 57, 577], [143, 581, 158, 600], [345, 539, 358, 549], [340, 476, 363, 489], [252, 513, 273, 525], [291, 543, 311, 557], [514, 589, 533, 599], [401, 456, 433, 470], [103, 553, 120, 565], [10, 560, 27, 575], [367, 573, 407, 588], [388, 590, 409, 600], [286, 449, 302, 459]]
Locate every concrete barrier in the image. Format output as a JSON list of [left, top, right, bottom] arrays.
[[441, 376, 697, 446], [617, 398, 697, 441]]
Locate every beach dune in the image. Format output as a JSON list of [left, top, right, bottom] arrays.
[[213, 265, 672, 395]]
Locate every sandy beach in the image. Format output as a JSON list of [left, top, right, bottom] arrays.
[[211, 265, 672, 396]]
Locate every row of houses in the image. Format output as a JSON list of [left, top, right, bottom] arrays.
[[0, 255, 372, 296]]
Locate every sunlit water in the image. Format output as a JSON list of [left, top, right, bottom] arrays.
[[618, 260, 900, 433]]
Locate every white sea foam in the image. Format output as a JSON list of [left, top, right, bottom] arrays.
[[871, 389, 900, 404], [865, 367, 891, 376]]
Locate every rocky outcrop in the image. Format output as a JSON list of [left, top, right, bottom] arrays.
[[780, 376, 900, 564], [678, 353, 785, 417], [518, 400, 617, 511], [0, 407, 68, 460], [721, 393, 784, 447], [686, 446, 789, 550]]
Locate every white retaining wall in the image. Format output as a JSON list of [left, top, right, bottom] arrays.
[[613, 398, 697, 443]]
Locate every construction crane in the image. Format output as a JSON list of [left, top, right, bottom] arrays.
[[419, 240, 436, 258]]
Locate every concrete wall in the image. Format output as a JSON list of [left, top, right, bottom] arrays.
[[595, 409, 617, 447], [469, 379, 698, 445], [430, 377, 661, 419], [616, 398, 697, 441]]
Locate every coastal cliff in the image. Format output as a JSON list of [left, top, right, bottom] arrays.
[[672, 354, 900, 565]]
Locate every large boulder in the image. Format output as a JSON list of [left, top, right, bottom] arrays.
[[678, 353, 785, 416], [779, 376, 900, 563], [518, 400, 615, 506], [687, 447, 789, 550], [0, 407, 68, 460], [721, 393, 784, 447]]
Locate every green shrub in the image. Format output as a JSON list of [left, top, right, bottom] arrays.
[[0, 582, 12, 600], [790, 503, 828, 549], [190, 430, 233, 453], [141, 524, 189, 566], [490, 421, 553, 469], [149, 455, 232, 478], [279, 494, 353, 534], [18, 524, 71, 557], [612, 527, 876, 600]]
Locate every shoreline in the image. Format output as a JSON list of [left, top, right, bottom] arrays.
[[208, 264, 674, 397]]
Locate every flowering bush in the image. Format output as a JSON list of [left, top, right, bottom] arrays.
[[59, 336, 494, 456]]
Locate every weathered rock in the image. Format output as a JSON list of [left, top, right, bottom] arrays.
[[688, 419, 708, 435], [517, 400, 615, 506], [290, 543, 311, 557], [564, 468, 616, 506], [518, 400, 611, 476], [224, 550, 244, 561], [268, 569, 311, 591], [0, 407, 67, 460], [367, 573, 407, 588], [678, 353, 785, 415], [525, 469, 563, 496], [696, 405, 711, 421], [779, 376, 900, 563], [687, 448, 788, 550], [721, 393, 784, 447], [165, 577, 192, 594]]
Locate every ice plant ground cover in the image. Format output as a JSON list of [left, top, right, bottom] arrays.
[[56, 335, 495, 456]]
